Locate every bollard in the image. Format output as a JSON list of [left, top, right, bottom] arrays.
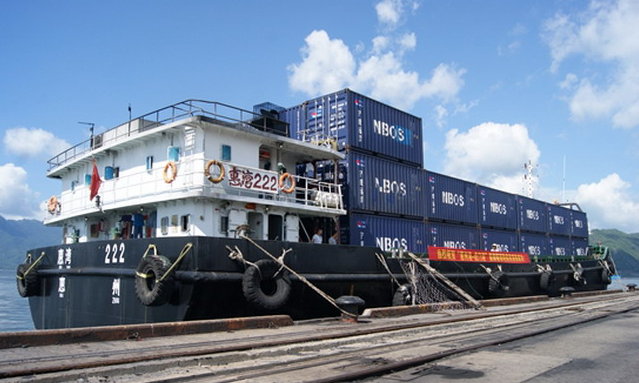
[[559, 286, 575, 298], [336, 296, 365, 323], [627, 283, 637, 292]]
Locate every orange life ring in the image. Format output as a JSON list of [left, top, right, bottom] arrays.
[[47, 195, 60, 214], [205, 160, 225, 183], [163, 162, 177, 183], [279, 172, 296, 194]]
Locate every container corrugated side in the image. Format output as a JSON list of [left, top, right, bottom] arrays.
[[278, 104, 306, 139], [426, 222, 479, 249], [480, 228, 519, 252], [286, 89, 423, 166], [340, 213, 426, 253], [570, 210, 588, 238], [321, 152, 424, 218], [547, 205, 571, 236], [549, 236, 571, 256], [477, 186, 517, 230], [519, 233, 548, 258], [425, 171, 478, 224], [516, 195, 547, 233], [571, 238, 589, 256]]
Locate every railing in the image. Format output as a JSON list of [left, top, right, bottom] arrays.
[[44, 158, 343, 223], [47, 100, 290, 171]]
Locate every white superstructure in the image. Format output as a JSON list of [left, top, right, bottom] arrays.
[[44, 100, 345, 244]]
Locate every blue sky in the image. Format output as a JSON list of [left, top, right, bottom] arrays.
[[1, 0, 639, 233]]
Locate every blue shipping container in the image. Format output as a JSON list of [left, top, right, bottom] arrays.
[[426, 222, 479, 250], [425, 171, 477, 224], [519, 233, 548, 258], [516, 195, 547, 233], [549, 236, 571, 256], [570, 210, 589, 238], [318, 152, 424, 218], [480, 228, 519, 252], [283, 89, 423, 166], [341, 213, 426, 253], [571, 237, 589, 256], [547, 204, 571, 236], [477, 186, 518, 230]]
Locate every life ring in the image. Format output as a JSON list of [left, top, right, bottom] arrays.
[[278, 172, 296, 194], [392, 284, 414, 306], [163, 162, 177, 183], [16, 263, 39, 297], [134, 255, 174, 306], [539, 271, 554, 292], [488, 270, 509, 297], [204, 160, 225, 183], [47, 196, 60, 214], [242, 259, 291, 310]]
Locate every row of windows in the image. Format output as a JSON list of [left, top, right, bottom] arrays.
[[160, 214, 191, 235]]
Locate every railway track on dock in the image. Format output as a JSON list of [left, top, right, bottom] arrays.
[[2, 293, 639, 383]]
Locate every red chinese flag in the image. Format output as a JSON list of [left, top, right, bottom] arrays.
[[90, 159, 102, 201]]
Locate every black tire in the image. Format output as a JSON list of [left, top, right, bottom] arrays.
[[601, 269, 612, 284], [539, 271, 554, 292], [392, 284, 414, 306], [488, 271, 509, 297], [16, 263, 39, 298], [242, 259, 291, 310], [135, 255, 173, 306]]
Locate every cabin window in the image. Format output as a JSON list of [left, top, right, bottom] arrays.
[[160, 217, 169, 235], [220, 216, 229, 234], [168, 146, 180, 162], [171, 215, 178, 233], [146, 156, 153, 171], [221, 145, 231, 161], [181, 214, 190, 232]]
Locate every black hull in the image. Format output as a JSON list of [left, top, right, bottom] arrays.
[[22, 237, 611, 329]]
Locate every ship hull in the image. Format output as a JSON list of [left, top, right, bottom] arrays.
[[23, 237, 611, 329]]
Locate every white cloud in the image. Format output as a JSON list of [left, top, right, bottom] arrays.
[[287, 30, 355, 96], [543, 0, 639, 128], [4, 127, 70, 158], [443, 122, 541, 192], [288, 1, 467, 112], [376, 0, 403, 28], [434, 105, 448, 128], [574, 173, 639, 232], [0, 163, 41, 220]]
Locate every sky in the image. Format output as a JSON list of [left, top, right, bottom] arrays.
[[1, 0, 639, 233]]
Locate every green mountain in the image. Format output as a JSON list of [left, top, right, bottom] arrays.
[[590, 229, 639, 277], [0, 216, 61, 269]]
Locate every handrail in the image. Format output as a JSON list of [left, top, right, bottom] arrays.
[[47, 100, 290, 171]]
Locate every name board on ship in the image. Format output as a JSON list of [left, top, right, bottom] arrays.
[[428, 246, 531, 264]]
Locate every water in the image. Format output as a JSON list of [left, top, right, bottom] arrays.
[[0, 268, 34, 332]]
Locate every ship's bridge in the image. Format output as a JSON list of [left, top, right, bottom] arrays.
[[44, 100, 346, 229]]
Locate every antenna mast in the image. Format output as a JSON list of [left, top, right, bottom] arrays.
[[523, 160, 536, 198]]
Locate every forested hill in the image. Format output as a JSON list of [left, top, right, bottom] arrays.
[[590, 229, 639, 277], [0, 216, 61, 269]]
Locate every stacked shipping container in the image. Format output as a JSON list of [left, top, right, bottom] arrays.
[[278, 89, 589, 257], [281, 89, 426, 253]]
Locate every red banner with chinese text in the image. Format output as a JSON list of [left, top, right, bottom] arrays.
[[427, 246, 531, 264]]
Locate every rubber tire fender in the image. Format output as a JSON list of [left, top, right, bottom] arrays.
[[135, 255, 174, 306], [392, 284, 414, 306], [539, 271, 554, 292], [16, 263, 39, 298], [242, 259, 291, 310], [601, 268, 612, 284], [488, 271, 509, 297]]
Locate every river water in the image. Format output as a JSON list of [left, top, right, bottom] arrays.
[[0, 268, 638, 332]]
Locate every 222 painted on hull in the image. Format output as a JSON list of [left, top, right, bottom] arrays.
[[17, 237, 613, 329]]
